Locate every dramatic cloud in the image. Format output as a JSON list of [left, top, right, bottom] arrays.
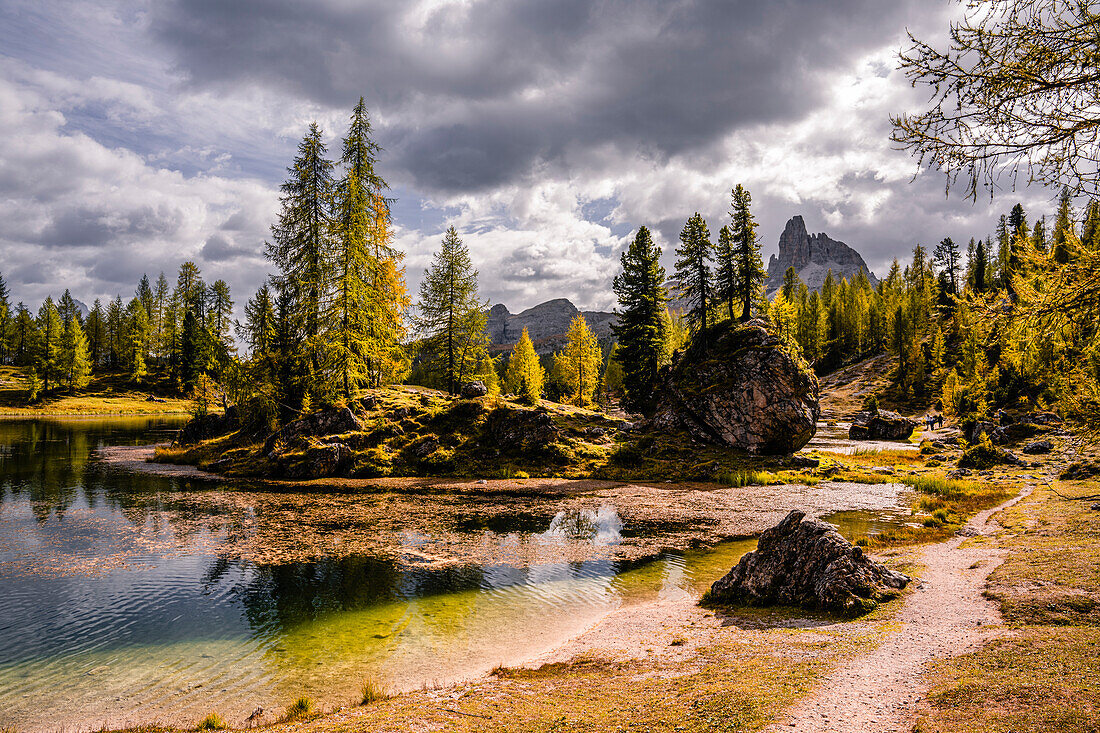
[[0, 0, 1063, 318]]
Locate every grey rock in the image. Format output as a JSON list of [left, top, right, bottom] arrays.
[[968, 420, 1008, 445], [1091, 503, 1100, 511], [487, 407, 560, 450], [486, 299, 616, 354], [263, 406, 360, 456], [282, 442, 352, 479], [1022, 439, 1053, 455], [709, 510, 910, 616], [849, 409, 916, 441], [649, 320, 819, 455], [766, 215, 878, 294], [947, 468, 972, 479], [460, 380, 489, 398]]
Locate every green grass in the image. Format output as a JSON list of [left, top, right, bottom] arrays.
[[0, 366, 191, 415], [281, 696, 314, 722]]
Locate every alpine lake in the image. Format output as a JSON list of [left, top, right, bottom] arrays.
[[0, 417, 917, 731]]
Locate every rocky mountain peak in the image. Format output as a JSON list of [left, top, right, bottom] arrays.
[[767, 216, 877, 293], [485, 298, 615, 353]]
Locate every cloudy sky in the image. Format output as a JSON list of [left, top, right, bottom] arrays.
[[0, 0, 1058, 317]]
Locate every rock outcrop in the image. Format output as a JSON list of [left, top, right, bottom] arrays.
[[709, 510, 910, 616], [649, 320, 819, 454], [486, 299, 615, 353], [767, 216, 877, 293], [849, 409, 916, 441], [487, 406, 560, 450], [262, 406, 360, 456], [460, 380, 488, 398]]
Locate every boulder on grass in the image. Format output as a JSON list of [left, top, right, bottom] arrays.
[[487, 407, 560, 451], [849, 409, 916, 441], [1022, 439, 1053, 455], [460, 380, 489, 398], [648, 320, 819, 454], [708, 510, 910, 616], [263, 406, 360, 456]]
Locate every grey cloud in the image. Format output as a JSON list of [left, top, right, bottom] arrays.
[[153, 0, 928, 193], [201, 232, 259, 262]]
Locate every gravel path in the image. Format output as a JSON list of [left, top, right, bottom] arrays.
[[767, 487, 1031, 733]]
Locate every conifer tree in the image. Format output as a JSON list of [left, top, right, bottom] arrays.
[[241, 283, 277, 356], [60, 315, 91, 392], [971, 239, 988, 293], [674, 212, 712, 342], [328, 168, 377, 398], [714, 224, 738, 320], [728, 185, 766, 323], [153, 273, 170, 364], [36, 297, 62, 393], [207, 280, 234, 352], [504, 328, 544, 404], [557, 314, 602, 407], [602, 346, 625, 400], [0, 271, 10, 364], [474, 353, 501, 396], [611, 226, 668, 413], [781, 266, 801, 301], [1052, 186, 1075, 264], [12, 303, 34, 366], [933, 236, 961, 294], [416, 226, 488, 394], [1082, 200, 1100, 251], [124, 298, 149, 382], [266, 122, 335, 401], [137, 274, 155, 321], [58, 289, 81, 327], [1031, 217, 1047, 252]]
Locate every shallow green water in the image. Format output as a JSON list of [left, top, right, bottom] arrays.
[[0, 418, 763, 732]]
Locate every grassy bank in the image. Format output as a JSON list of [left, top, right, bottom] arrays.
[[915, 481, 1100, 732], [0, 366, 191, 415]]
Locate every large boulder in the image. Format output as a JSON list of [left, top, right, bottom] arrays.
[[460, 380, 489, 398], [709, 510, 910, 616], [263, 406, 361, 456], [487, 406, 560, 451], [849, 409, 916, 441], [649, 320, 819, 454]]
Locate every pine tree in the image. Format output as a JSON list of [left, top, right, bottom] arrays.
[[153, 272, 170, 364], [611, 226, 668, 413], [674, 212, 712, 342], [504, 328, 544, 404], [1082, 200, 1100, 251], [137, 274, 155, 321], [36, 297, 62, 393], [12, 303, 34, 366], [266, 122, 336, 402], [714, 224, 738, 320], [58, 289, 81, 326], [971, 239, 987, 293], [781, 266, 801, 301], [338, 99, 408, 388], [1053, 186, 1075, 264], [241, 283, 277, 356], [60, 315, 91, 392], [328, 168, 377, 398], [933, 236, 961, 294], [0, 271, 10, 364], [729, 184, 766, 322], [415, 226, 488, 394], [124, 298, 149, 382], [1032, 216, 1047, 252], [557, 314, 602, 407], [207, 280, 234, 351]]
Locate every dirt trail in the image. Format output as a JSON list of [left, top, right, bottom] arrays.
[[766, 487, 1031, 733]]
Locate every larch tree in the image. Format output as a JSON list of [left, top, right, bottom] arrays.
[[729, 184, 766, 322], [36, 297, 62, 393], [338, 98, 408, 388], [266, 122, 335, 403], [328, 169, 376, 398], [1052, 187, 1075, 264], [85, 299, 106, 369], [674, 212, 713, 345], [557, 314, 602, 407], [504, 327, 544, 404], [416, 226, 488, 394], [60, 315, 91, 392], [611, 225, 668, 413]]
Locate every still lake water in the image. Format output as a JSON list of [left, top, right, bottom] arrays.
[[0, 418, 771, 732]]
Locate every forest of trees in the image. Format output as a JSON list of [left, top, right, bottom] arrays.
[[4, 95, 1099, 434]]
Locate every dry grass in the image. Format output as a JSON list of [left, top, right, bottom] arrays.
[[915, 483, 1100, 732]]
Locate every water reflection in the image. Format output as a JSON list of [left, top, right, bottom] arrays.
[[0, 418, 754, 732]]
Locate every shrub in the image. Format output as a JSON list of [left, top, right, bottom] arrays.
[[360, 677, 389, 705], [283, 697, 314, 721], [196, 713, 228, 731]]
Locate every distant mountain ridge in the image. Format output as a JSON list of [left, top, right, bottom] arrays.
[[766, 215, 877, 293], [486, 298, 616, 354]]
